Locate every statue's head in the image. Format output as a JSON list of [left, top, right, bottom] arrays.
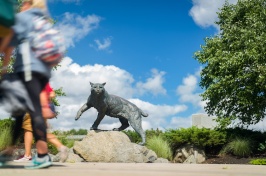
[[90, 82, 106, 95]]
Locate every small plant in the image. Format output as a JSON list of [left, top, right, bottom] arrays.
[[146, 135, 173, 161], [249, 159, 266, 165], [220, 138, 253, 157]]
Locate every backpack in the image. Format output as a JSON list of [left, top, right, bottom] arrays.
[[0, 0, 17, 27], [29, 16, 66, 67]]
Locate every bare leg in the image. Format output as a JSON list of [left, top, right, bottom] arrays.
[[24, 130, 33, 157], [47, 133, 63, 149], [47, 133, 68, 162]]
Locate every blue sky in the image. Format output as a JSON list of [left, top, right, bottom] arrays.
[[6, 0, 265, 131]]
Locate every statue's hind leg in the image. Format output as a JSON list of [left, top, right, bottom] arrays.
[[128, 117, 146, 145], [113, 118, 129, 131]]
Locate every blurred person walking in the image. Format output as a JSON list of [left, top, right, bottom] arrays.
[[0, 0, 63, 169], [14, 83, 68, 163]]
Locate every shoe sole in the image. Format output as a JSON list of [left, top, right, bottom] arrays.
[[14, 160, 32, 162], [24, 161, 52, 169]]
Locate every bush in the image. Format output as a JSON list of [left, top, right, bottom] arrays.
[[220, 138, 253, 157], [224, 127, 266, 154], [0, 126, 13, 151], [0, 118, 15, 129], [146, 135, 173, 160], [122, 130, 141, 143], [163, 127, 227, 153], [249, 159, 266, 165]]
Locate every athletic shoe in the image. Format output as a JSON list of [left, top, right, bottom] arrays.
[[0, 152, 13, 166], [14, 155, 32, 162], [24, 155, 52, 169], [59, 146, 69, 163]]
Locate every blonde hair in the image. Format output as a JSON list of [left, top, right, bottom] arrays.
[[31, 0, 47, 11], [30, 0, 48, 11]]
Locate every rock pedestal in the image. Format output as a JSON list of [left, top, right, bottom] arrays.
[[73, 130, 158, 163]]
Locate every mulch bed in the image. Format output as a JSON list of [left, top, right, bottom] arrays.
[[203, 154, 266, 164]]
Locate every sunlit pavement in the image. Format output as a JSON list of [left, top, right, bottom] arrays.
[[0, 162, 265, 176]]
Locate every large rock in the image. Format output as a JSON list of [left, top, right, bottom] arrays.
[[73, 130, 158, 163]]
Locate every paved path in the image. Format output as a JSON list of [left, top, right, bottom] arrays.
[[0, 162, 265, 176]]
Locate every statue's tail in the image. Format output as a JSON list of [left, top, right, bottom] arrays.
[[140, 110, 148, 117]]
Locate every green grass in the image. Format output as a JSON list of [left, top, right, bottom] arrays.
[[0, 126, 13, 151], [48, 135, 75, 155], [220, 138, 253, 157], [146, 136, 173, 160]]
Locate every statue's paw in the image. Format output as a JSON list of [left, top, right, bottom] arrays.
[[75, 115, 81, 121], [90, 127, 98, 130], [138, 142, 145, 146], [112, 128, 120, 131]]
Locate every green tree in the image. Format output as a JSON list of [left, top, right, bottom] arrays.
[[194, 0, 266, 125]]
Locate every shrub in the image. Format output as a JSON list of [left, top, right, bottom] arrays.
[[163, 127, 227, 153], [0, 126, 13, 151], [249, 159, 266, 165], [123, 129, 163, 144], [146, 135, 173, 160], [220, 138, 253, 157], [122, 130, 141, 143], [0, 118, 15, 129], [224, 127, 266, 153]]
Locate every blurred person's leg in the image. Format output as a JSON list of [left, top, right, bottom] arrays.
[[24, 130, 33, 157], [18, 72, 48, 156], [14, 130, 33, 162], [46, 123, 68, 162]]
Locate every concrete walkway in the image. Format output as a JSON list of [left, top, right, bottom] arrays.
[[0, 162, 265, 176]]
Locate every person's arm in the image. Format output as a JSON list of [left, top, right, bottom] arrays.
[[0, 30, 13, 52], [1, 46, 14, 76], [49, 90, 56, 99]]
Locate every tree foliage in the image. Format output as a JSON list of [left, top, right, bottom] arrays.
[[194, 0, 266, 125]]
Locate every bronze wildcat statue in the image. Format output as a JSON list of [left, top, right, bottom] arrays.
[[75, 82, 149, 145]]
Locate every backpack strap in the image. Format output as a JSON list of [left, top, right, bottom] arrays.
[[21, 40, 32, 81]]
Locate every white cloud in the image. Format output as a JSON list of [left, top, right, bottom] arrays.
[[189, 0, 238, 29], [129, 99, 187, 130], [176, 71, 206, 111], [55, 13, 101, 48], [93, 37, 112, 52], [136, 69, 167, 96]]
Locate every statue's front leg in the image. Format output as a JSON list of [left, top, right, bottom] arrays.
[[75, 103, 90, 121], [91, 112, 105, 130]]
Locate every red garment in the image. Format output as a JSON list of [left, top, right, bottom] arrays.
[[44, 83, 53, 94]]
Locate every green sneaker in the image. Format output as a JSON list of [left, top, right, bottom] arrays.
[[25, 155, 52, 169]]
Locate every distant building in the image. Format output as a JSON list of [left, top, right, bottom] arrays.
[[192, 114, 217, 129]]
